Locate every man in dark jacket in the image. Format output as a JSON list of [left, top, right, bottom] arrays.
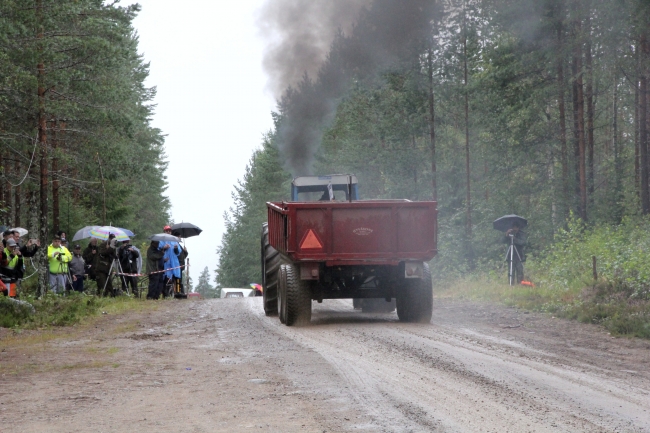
[[82, 238, 99, 281], [118, 239, 140, 296], [69, 244, 86, 292], [12, 231, 40, 258], [146, 240, 166, 300], [96, 235, 117, 297]]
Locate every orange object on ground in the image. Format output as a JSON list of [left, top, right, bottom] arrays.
[[8, 282, 17, 297], [521, 280, 535, 287]]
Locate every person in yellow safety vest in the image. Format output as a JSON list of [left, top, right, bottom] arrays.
[[47, 235, 72, 294], [1, 238, 24, 278]]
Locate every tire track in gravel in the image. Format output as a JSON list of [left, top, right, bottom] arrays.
[[247, 298, 650, 433]]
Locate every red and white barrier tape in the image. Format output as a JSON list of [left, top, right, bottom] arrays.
[[114, 264, 185, 278]]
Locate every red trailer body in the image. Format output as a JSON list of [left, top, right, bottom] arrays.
[[266, 200, 437, 266], [262, 198, 438, 326]]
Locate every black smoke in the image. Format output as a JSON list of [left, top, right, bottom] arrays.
[[259, 0, 438, 176]]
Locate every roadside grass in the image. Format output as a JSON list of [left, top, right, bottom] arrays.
[[436, 273, 650, 339], [0, 292, 160, 329], [3, 360, 114, 376]]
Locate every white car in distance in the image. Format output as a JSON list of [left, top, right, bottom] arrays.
[[220, 288, 255, 299]]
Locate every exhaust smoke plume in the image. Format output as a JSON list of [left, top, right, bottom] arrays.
[[259, 0, 437, 176]]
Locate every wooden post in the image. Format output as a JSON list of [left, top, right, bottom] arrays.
[[592, 255, 597, 280]]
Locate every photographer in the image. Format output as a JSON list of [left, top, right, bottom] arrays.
[[82, 238, 99, 280], [95, 234, 117, 297], [47, 235, 72, 294], [118, 239, 140, 296], [13, 230, 40, 258]]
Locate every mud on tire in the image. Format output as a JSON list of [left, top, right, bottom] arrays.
[[396, 263, 433, 323], [282, 263, 312, 326], [262, 223, 285, 316]]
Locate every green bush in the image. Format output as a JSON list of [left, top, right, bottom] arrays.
[[0, 297, 35, 328]]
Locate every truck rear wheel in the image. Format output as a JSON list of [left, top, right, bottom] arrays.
[[262, 223, 284, 316], [278, 265, 287, 324], [281, 263, 312, 326], [396, 263, 433, 323]]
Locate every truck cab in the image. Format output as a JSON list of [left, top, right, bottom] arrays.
[[291, 174, 359, 202]]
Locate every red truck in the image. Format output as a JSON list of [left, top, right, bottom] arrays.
[[261, 174, 437, 326]]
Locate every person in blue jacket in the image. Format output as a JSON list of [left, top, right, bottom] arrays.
[[159, 225, 181, 296]]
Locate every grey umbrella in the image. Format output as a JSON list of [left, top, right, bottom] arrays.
[[148, 233, 181, 243], [72, 225, 100, 241], [493, 215, 528, 232]]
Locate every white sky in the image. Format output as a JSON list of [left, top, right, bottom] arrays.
[[132, 1, 276, 286]]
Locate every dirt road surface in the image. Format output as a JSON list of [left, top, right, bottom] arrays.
[[1, 297, 649, 432]]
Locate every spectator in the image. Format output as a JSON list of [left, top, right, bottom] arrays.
[[146, 240, 166, 300], [47, 235, 72, 294], [69, 244, 85, 293], [177, 242, 189, 295], [1, 238, 24, 280], [57, 231, 69, 249], [2, 230, 12, 248], [118, 239, 140, 296], [158, 225, 181, 297], [13, 230, 40, 258], [95, 234, 117, 297], [82, 238, 99, 281]]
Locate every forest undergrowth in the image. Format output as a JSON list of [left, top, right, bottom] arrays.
[[436, 217, 650, 339]]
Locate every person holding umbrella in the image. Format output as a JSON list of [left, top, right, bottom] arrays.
[[158, 225, 182, 297], [146, 240, 166, 300]]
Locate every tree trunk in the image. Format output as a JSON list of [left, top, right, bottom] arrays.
[[640, 35, 649, 214], [0, 151, 4, 210], [571, 6, 587, 221], [613, 74, 622, 223], [585, 12, 595, 208], [635, 72, 640, 199], [557, 16, 569, 219], [37, 0, 49, 296], [463, 16, 471, 240], [52, 121, 59, 232], [427, 48, 437, 202], [14, 162, 21, 227]]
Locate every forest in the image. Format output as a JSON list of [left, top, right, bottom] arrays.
[[217, 0, 650, 331], [0, 1, 170, 291]]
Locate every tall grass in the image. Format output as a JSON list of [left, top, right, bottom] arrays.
[[435, 216, 650, 339]]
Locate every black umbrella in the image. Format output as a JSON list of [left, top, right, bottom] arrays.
[[493, 214, 528, 232], [171, 222, 202, 239]]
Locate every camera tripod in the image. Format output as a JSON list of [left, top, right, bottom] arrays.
[[102, 257, 135, 297], [51, 260, 74, 295], [505, 234, 524, 286]]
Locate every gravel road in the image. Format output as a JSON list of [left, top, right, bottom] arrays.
[[1, 297, 649, 432]]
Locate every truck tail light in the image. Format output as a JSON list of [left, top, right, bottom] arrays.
[[405, 262, 423, 279]]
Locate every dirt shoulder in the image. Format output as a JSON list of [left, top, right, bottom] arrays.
[[1, 299, 350, 433]]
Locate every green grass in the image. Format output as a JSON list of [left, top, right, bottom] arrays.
[[436, 274, 650, 339], [0, 292, 159, 329]]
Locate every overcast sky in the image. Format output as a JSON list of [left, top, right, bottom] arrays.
[[132, 1, 275, 286]]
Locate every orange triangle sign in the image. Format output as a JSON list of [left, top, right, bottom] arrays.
[[300, 229, 323, 250]]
